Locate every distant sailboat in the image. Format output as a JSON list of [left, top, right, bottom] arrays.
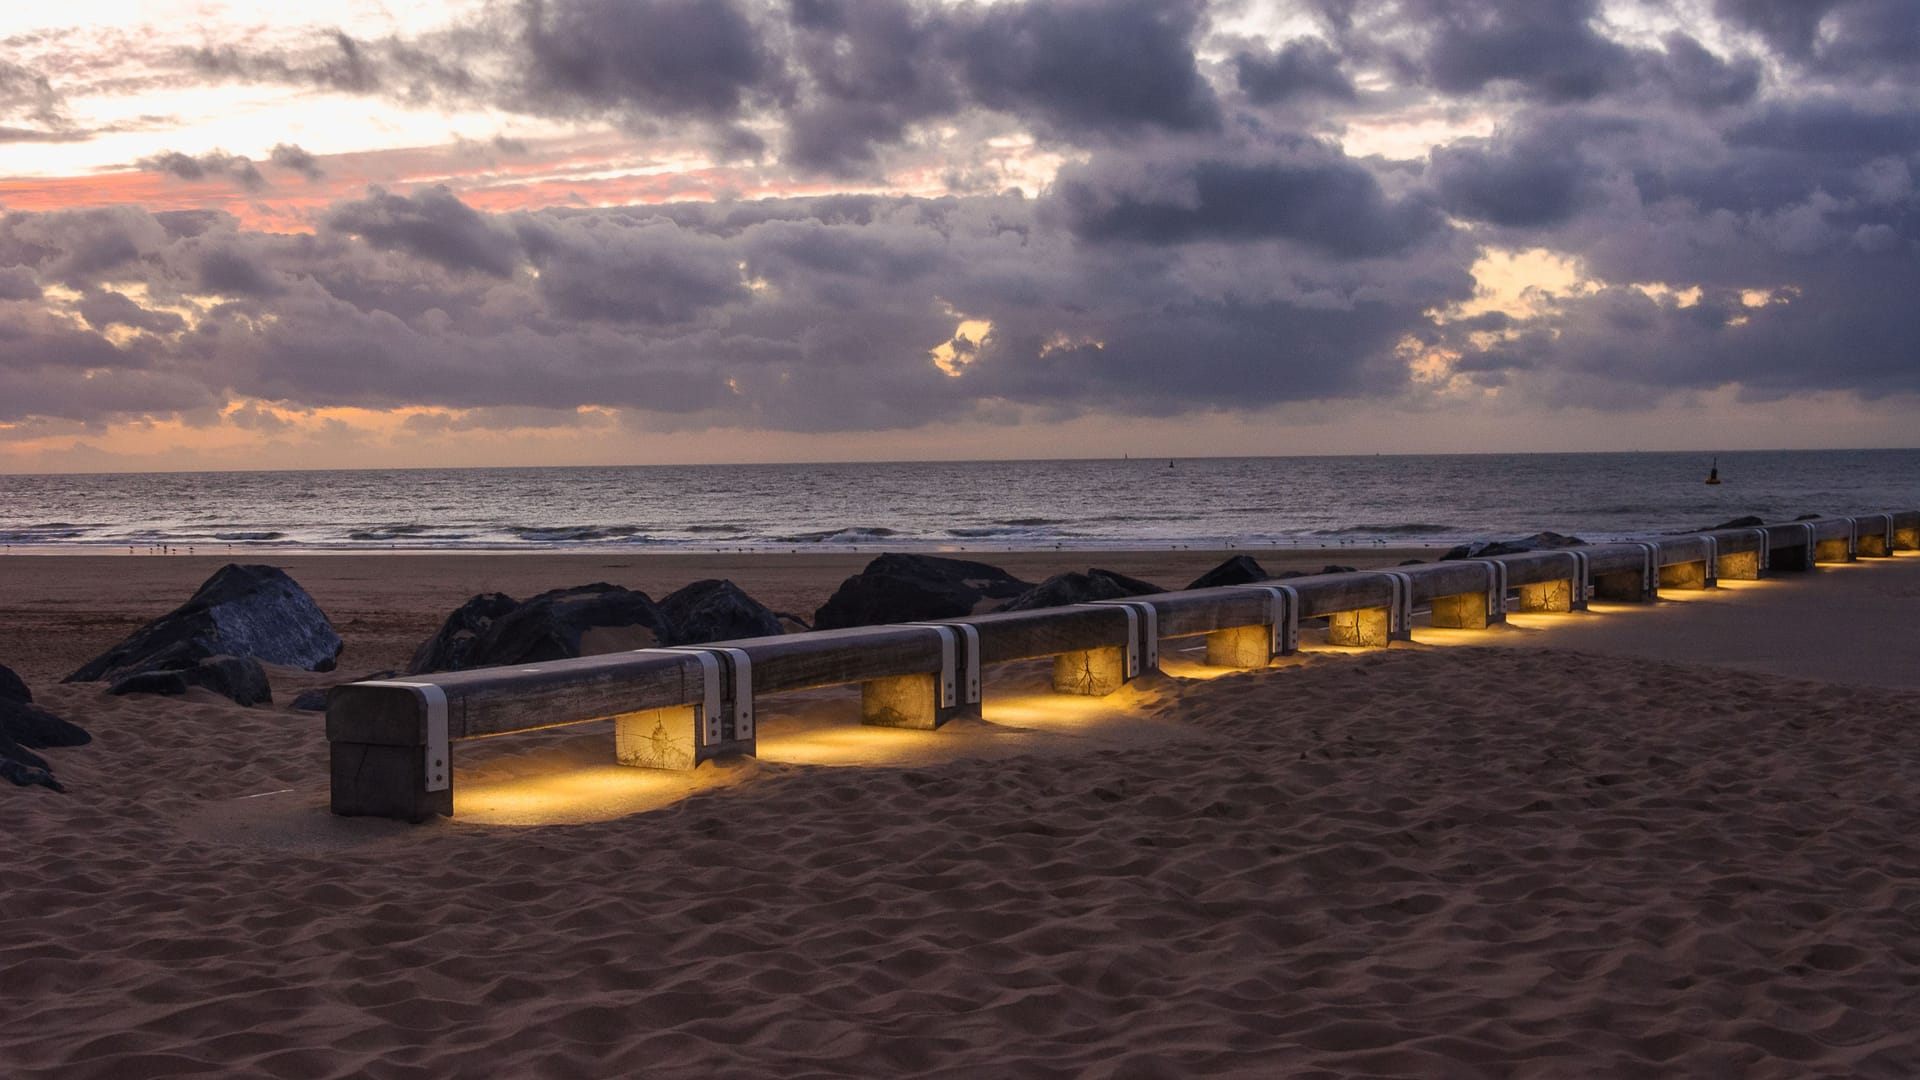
[[1705, 457, 1722, 485]]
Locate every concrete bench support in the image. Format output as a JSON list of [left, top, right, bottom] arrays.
[[1594, 543, 1659, 602], [1517, 551, 1590, 613], [1857, 515, 1894, 557], [1897, 526, 1920, 551], [614, 704, 700, 769], [1658, 561, 1710, 589], [1205, 584, 1300, 668], [1430, 560, 1508, 629], [865, 623, 982, 728], [1053, 646, 1129, 695], [1205, 624, 1274, 668], [1814, 538, 1853, 563], [1327, 572, 1412, 647], [615, 646, 755, 770], [1768, 523, 1818, 571]]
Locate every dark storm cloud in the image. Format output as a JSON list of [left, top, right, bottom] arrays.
[[1715, 0, 1920, 74], [268, 143, 325, 180], [1233, 39, 1356, 104], [1430, 120, 1608, 227], [782, 0, 958, 174], [136, 149, 267, 191], [76, 290, 186, 334], [955, 0, 1219, 137], [517, 0, 778, 121], [0, 266, 41, 301], [1049, 140, 1444, 257], [0, 187, 1477, 428], [324, 186, 522, 277]]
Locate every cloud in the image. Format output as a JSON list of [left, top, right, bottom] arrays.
[[1233, 38, 1356, 104], [1048, 138, 1445, 257], [268, 143, 324, 181], [137, 149, 268, 191], [324, 185, 522, 277]]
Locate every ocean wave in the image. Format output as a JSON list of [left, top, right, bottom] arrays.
[[776, 527, 900, 544], [510, 525, 645, 543], [684, 524, 748, 534], [1313, 523, 1454, 536], [0, 525, 92, 541], [213, 531, 287, 541]]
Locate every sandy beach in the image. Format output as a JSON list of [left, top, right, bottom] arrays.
[[5, 548, 1920, 1077]]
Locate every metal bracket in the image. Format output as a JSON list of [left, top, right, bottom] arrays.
[[1846, 516, 1859, 559], [1625, 541, 1660, 594], [906, 622, 982, 706], [1561, 549, 1592, 605], [905, 623, 959, 708], [356, 680, 450, 792], [1748, 528, 1769, 572], [646, 646, 754, 744], [1801, 521, 1817, 568], [1470, 559, 1509, 618], [1079, 600, 1160, 677], [1232, 583, 1300, 656], [1701, 535, 1718, 583], [1879, 512, 1896, 553], [1377, 571, 1415, 637]]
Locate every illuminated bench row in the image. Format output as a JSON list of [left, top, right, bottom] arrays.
[[326, 511, 1920, 821]]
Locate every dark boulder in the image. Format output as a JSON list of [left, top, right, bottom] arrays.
[[814, 554, 1033, 630], [1442, 532, 1586, 561], [1398, 558, 1427, 566], [108, 654, 273, 706], [289, 670, 398, 712], [291, 688, 331, 712], [407, 592, 520, 674], [1320, 565, 1357, 575], [1706, 515, 1765, 531], [0, 663, 30, 704], [1186, 555, 1268, 591], [1794, 512, 1823, 521], [660, 579, 783, 644], [456, 584, 669, 670], [0, 698, 91, 748], [1, 731, 63, 792], [67, 564, 342, 684], [998, 568, 1164, 613]]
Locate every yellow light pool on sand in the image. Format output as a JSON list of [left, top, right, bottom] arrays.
[[453, 764, 719, 826]]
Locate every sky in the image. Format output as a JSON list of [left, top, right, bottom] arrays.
[[1, 0, 1917, 472]]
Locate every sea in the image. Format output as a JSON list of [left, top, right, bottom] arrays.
[[0, 450, 1913, 554]]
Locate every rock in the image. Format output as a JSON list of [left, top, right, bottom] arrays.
[[1, 731, 63, 792], [774, 612, 813, 633], [1794, 512, 1823, 521], [998, 568, 1164, 612], [290, 688, 331, 712], [1706, 515, 1765, 530], [0, 663, 30, 704], [461, 584, 670, 669], [1321, 565, 1357, 575], [108, 654, 273, 707], [290, 670, 398, 712], [408, 592, 520, 674], [1398, 558, 1427, 566], [814, 554, 1033, 630], [1441, 532, 1586, 561], [659, 579, 784, 644], [0, 698, 91, 748], [1186, 555, 1268, 590], [67, 564, 342, 684]]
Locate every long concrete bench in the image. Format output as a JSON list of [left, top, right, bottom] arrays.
[[328, 510, 1920, 821]]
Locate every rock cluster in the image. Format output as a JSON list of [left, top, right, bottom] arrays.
[[2, 663, 90, 792], [66, 564, 341, 706]]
